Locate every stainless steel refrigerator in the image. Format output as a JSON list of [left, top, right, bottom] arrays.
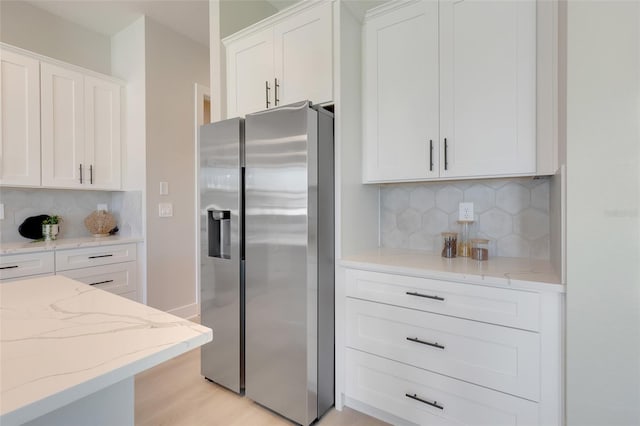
[[199, 101, 334, 425]]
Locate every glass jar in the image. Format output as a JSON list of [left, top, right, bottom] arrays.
[[471, 239, 490, 261], [441, 232, 458, 258], [457, 220, 474, 257]]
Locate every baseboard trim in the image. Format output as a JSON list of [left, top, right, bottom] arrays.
[[167, 303, 199, 319]]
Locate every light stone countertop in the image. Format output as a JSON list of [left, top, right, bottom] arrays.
[[341, 248, 564, 293], [0, 235, 144, 255], [0, 275, 212, 425]]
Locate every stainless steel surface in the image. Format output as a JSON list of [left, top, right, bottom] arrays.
[[274, 78, 280, 106], [265, 81, 271, 108], [200, 117, 244, 393]]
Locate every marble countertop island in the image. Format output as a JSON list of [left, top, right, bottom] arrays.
[[0, 275, 212, 426]]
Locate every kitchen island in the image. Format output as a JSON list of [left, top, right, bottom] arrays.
[[0, 275, 212, 426]]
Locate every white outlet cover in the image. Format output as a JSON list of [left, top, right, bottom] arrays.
[[0, 204, 4, 220], [97, 204, 108, 212], [159, 203, 173, 217], [459, 202, 474, 221]]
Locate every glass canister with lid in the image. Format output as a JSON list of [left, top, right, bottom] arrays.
[[471, 238, 490, 261]]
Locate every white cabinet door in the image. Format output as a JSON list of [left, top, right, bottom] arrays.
[[85, 76, 121, 190], [0, 49, 41, 186], [41, 62, 85, 188], [439, 0, 536, 178], [273, 1, 333, 107], [58, 262, 137, 296], [226, 28, 274, 118], [363, 1, 439, 182]]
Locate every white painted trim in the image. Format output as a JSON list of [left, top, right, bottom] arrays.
[[167, 302, 200, 320], [222, 0, 337, 46], [364, 0, 420, 21], [194, 83, 211, 317], [0, 42, 125, 85]]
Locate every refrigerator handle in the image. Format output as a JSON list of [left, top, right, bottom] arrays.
[[207, 209, 231, 259]]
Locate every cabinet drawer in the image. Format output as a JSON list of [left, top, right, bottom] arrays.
[[55, 243, 136, 271], [0, 252, 55, 280], [346, 298, 540, 401], [57, 262, 136, 295], [346, 349, 539, 426], [346, 269, 540, 331]]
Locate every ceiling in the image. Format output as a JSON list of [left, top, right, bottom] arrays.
[[23, 0, 210, 46]]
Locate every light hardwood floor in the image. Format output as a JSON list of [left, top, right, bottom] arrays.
[[135, 347, 389, 426]]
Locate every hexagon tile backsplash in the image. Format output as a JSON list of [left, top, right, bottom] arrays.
[[380, 177, 550, 259]]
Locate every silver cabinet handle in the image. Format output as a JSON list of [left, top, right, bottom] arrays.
[[90, 164, 93, 184], [429, 139, 434, 172], [406, 336, 445, 350], [265, 81, 271, 108], [274, 78, 280, 106], [406, 393, 444, 410], [79, 163, 83, 184], [444, 138, 448, 170]]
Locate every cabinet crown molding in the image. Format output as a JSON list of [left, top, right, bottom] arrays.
[[364, 0, 421, 21], [222, 0, 335, 46], [0, 42, 125, 86]]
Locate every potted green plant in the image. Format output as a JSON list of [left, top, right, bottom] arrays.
[[42, 215, 61, 241]]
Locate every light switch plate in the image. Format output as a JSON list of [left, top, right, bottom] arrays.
[[160, 182, 169, 195], [97, 204, 108, 212], [159, 203, 173, 217], [459, 202, 474, 221]]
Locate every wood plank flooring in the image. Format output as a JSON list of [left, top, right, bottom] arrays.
[[135, 347, 389, 426]]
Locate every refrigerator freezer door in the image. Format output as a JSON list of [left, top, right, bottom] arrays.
[[244, 101, 318, 425], [200, 117, 244, 393]]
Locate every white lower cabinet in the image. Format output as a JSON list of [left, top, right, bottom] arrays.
[[342, 268, 563, 425], [0, 251, 54, 281], [57, 262, 136, 299], [346, 349, 539, 426]]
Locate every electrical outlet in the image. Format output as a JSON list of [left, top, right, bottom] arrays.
[[159, 203, 173, 217], [97, 204, 108, 212], [459, 202, 474, 221]]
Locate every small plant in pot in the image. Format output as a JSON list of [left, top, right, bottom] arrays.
[[42, 215, 61, 241]]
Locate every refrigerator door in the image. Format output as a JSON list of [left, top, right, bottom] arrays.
[[244, 101, 318, 425], [199, 117, 244, 393]]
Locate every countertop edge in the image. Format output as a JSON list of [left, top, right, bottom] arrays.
[[1, 329, 211, 426], [0, 236, 145, 255]]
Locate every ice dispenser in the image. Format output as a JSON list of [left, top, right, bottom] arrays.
[[208, 209, 231, 259]]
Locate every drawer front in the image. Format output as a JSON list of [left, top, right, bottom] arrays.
[[346, 349, 539, 426], [55, 243, 137, 271], [57, 262, 137, 295], [347, 298, 540, 401], [0, 252, 55, 280], [346, 269, 540, 331]]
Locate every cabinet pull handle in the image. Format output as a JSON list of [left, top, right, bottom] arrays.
[[0, 265, 19, 270], [265, 81, 271, 108], [90, 164, 93, 184], [274, 78, 280, 106], [406, 336, 445, 350], [406, 291, 444, 301], [405, 393, 444, 410], [88, 254, 113, 259], [79, 163, 83, 184], [429, 139, 434, 172], [444, 138, 448, 170], [89, 279, 114, 286]]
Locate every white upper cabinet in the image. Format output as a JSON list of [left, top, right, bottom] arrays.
[[363, 1, 439, 182], [226, 28, 275, 118], [41, 62, 85, 188], [273, 1, 333, 107], [224, 1, 333, 118], [439, 0, 536, 178], [85, 76, 121, 190], [41, 62, 121, 190], [0, 49, 41, 186], [363, 0, 536, 183]]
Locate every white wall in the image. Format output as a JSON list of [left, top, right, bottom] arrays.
[[0, 0, 111, 74], [566, 1, 640, 425], [145, 18, 209, 316]]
